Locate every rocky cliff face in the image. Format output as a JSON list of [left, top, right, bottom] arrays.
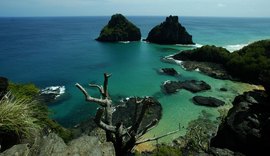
[[211, 90, 270, 156], [146, 15, 194, 44], [0, 133, 115, 156], [96, 14, 141, 42]]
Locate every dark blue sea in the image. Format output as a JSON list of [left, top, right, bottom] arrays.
[[1, 16, 270, 141]]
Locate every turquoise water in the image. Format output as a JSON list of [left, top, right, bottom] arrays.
[[0, 16, 269, 142]]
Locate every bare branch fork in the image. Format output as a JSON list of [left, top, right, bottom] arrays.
[[76, 73, 179, 155]]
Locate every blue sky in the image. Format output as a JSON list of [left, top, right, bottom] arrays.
[[0, 0, 269, 17]]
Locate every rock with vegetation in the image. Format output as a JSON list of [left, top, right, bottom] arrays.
[[210, 90, 270, 155], [193, 96, 225, 107], [172, 40, 270, 84], [96, 14, 141, 42], [163, 80, 211, 94], [146, 15, 194, 44], [0, 81, 72, 152]]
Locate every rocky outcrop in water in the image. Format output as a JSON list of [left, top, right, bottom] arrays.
[[163, 80, 211, 94], [96, 14, 141, 42], [193, 96, 225, 107], [38, 86, 66, 103], [159, 68, 179, 76], [146, 15, 194, 44], [211, 90, 270, 155]]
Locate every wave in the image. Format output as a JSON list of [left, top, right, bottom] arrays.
[[175, 43, 203, 48], [223, 44, 248, 52], [119, 41, 130, 44]]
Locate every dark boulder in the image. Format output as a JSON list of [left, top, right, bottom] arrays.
[[163, 80, 211, 94], [113, 96, 162, 131], [0, 77, 8, 99], [96, 14, 141, 42], [146, 15, 194, 44], [193, 96, 225, 107], [159, 68, 179, 76], [211, 90, 270, 155]]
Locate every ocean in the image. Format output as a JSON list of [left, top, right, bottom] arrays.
[[0, 16, 270, 142]]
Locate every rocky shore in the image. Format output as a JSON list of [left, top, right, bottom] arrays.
[[211, 90, 270, 155]]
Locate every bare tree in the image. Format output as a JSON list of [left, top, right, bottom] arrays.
[[76, 73, 179, 155]]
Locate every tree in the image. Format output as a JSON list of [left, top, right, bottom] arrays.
[[76, 73, 179, 155]]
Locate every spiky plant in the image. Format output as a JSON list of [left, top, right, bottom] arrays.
[[0, 93, 41, 139]]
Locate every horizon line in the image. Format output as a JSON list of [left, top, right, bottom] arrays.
[[0, 15, 270, 18]]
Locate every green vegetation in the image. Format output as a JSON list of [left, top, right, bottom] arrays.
[[226, 40, 270, 82], [173, 40, 270, 85], [151, 144, 182, 156], [96, 14, 141, 42], [8, 82, 39, 100], [175, 111, 218, 153], [0, 82, 72, 151], [173, 45, 230, 64], [0, 95, 41, 138]]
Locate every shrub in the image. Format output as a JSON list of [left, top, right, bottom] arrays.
[[0, 94, 41, 139]]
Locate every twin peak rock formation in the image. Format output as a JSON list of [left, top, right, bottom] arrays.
[[96, 14, 194, 45]]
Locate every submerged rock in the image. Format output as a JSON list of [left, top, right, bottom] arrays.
[[193, 96, 225, 107], [146, 15, 194, 44], [211, 90, 270, 155], [163, 80, 211, 94], [96, 14, 141, 42], [159, 68, 179, 76]]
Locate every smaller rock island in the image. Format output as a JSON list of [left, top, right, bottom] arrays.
[[96, 14, 141, 42], [146, 15, 194, 44]]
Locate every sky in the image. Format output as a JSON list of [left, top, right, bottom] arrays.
[[0, 0, 269, 17]]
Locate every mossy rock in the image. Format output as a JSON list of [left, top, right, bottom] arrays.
[[96, 14, 141, 42]]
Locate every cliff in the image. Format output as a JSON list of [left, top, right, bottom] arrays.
[[146, 15, 194, 44], [96, 14, 141, 42]]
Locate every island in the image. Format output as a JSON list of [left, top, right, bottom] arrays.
[[146, 15, 194, 44], [96, 14, 141, 42]]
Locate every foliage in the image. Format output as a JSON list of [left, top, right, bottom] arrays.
[[151, 144, 182, 156], [226, 40, 270, 83], [173, 45, 230, 64], [6, 82, 73, 142], [0, 94, 41, 139], [177, 111, 218, 152], [173, 39, 270, 85], [8, 82, 39, 101]]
